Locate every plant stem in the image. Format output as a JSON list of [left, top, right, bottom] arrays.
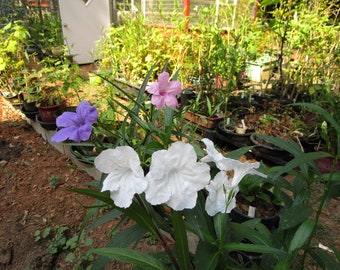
[[135, 195, 180, 270], [300, 155, 339, 268]]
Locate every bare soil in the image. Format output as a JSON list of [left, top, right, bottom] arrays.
[[0, 95, 340, 269]]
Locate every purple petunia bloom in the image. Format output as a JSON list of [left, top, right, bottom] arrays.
[[51, 101, 98, 142], [147, 71, 182, 110]]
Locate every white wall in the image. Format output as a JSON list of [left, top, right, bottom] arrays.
[[58, 0, 111, 64]]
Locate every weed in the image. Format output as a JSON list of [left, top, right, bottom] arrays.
[[49, 174, 60, 190]]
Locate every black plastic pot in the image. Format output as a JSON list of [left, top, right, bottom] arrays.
[[70, 145, 96, 164], [250, 133, 293, 166], [36, 114, 57, 130], [180, 89, 196, 107], [230, 192, 282, 232], [215, 122, 255, 148], [21, 106, 39, 120]]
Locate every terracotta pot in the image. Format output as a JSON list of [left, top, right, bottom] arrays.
[[315, 157, 340, 174], [38, 103, 63, 123], [185, 111, 223, 129]]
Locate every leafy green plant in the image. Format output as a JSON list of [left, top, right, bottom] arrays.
[[49, 174, 60, 190], [35, 225, 94, 267], [0, 20, 28, 94]]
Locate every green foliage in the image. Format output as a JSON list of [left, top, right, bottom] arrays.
[[35, 225, 94, 267], [0, 20, 28, 92], [48, 174, 60, 190]]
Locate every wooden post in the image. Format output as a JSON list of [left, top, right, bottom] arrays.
[[183, 0, 190, 31]]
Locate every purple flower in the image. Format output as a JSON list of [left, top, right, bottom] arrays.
[[147, 71, 182, 110], [51, 101, 98, 142]]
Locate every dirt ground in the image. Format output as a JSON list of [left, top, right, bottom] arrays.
[[0, 95, 132, 269], [0, 94, 339, 270]]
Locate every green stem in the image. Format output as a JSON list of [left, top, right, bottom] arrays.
[[300, 154, 339, 268], [135, 195, 180, 270]]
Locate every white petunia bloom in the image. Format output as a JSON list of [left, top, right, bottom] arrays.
[[145, 141, 210, 211], [94, 147, 148, 208], [205, 171, 238, 216]]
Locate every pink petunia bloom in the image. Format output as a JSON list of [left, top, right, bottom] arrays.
[[147, 72, 182, 110]]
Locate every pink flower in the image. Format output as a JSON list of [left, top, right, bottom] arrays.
[[147, 72, 182, 110]]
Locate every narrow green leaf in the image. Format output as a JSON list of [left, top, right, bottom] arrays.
[[273, 151, 331, 179], [194, 240, 219, 270], [92, 224, 147, 269], [121, 201, 159, 237], [307, 248, 340, 269], [274, 260, 290, 270], [230, 222, 272, 247], [293, 103, 340, 134], [279, 204, 313, 230], [172, 211, 190, 270], [289, 219, 315, 252], [91, 247, 166, 270], [224, 243, 286, 257], [214, 213, 228, 247], [70, 187, 114, 206]]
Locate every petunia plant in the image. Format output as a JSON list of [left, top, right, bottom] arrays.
[[65, 66, 340, 269]]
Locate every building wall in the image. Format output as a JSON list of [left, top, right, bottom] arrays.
[[58, 0, 111, 64]]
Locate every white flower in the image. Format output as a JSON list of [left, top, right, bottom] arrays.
[[205, 171, 238, 216], [145, 141, 210, 211], [202, 138, 267, 216], [201, 138, 266, 181], [94, 147, 148, 208]]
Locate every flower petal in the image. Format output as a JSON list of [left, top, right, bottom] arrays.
[[51, 126, 78, 142], [205, 171, 238, 216], [145, 142, 210, 211], [95, 147, 148, 208], [56, 112, 78, 127]]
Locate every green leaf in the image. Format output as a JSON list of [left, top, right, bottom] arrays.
[[120, 201, 160, 238], [307, 248, 340, 269], [172, 211, 190, 270], [92, 224, 147, 269], [224, 242, 286, 257], [65, 252, 76, 262], [273, 151, 331, 179], [274, 260, 290, 270], [225, 146, 255, 160], [214, 213, 228, 247], [70, 187, 114, 206], [230, 222, 272, 247], [279, 204, 313, 230], [91, 247, 166, 270], [194, 240, 219, 270], [293, 103, 340, 135], [289, 219, 315, 252]]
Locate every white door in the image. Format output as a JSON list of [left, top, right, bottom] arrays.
[[58, 0, 112, 64]]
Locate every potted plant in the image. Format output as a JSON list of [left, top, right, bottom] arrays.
[[184, 89, 224, 129], [33, 58, 85, 123]]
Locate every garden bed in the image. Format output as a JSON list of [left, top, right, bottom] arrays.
[[1, 95, 340, 269]]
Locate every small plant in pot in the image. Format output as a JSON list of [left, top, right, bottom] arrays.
[[184, 89, 224, 129], [230, 168, 283, 232]]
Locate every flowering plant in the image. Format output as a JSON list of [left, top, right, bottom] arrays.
[[64, 66, 276, 269], [55, 66, 340, 269]]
